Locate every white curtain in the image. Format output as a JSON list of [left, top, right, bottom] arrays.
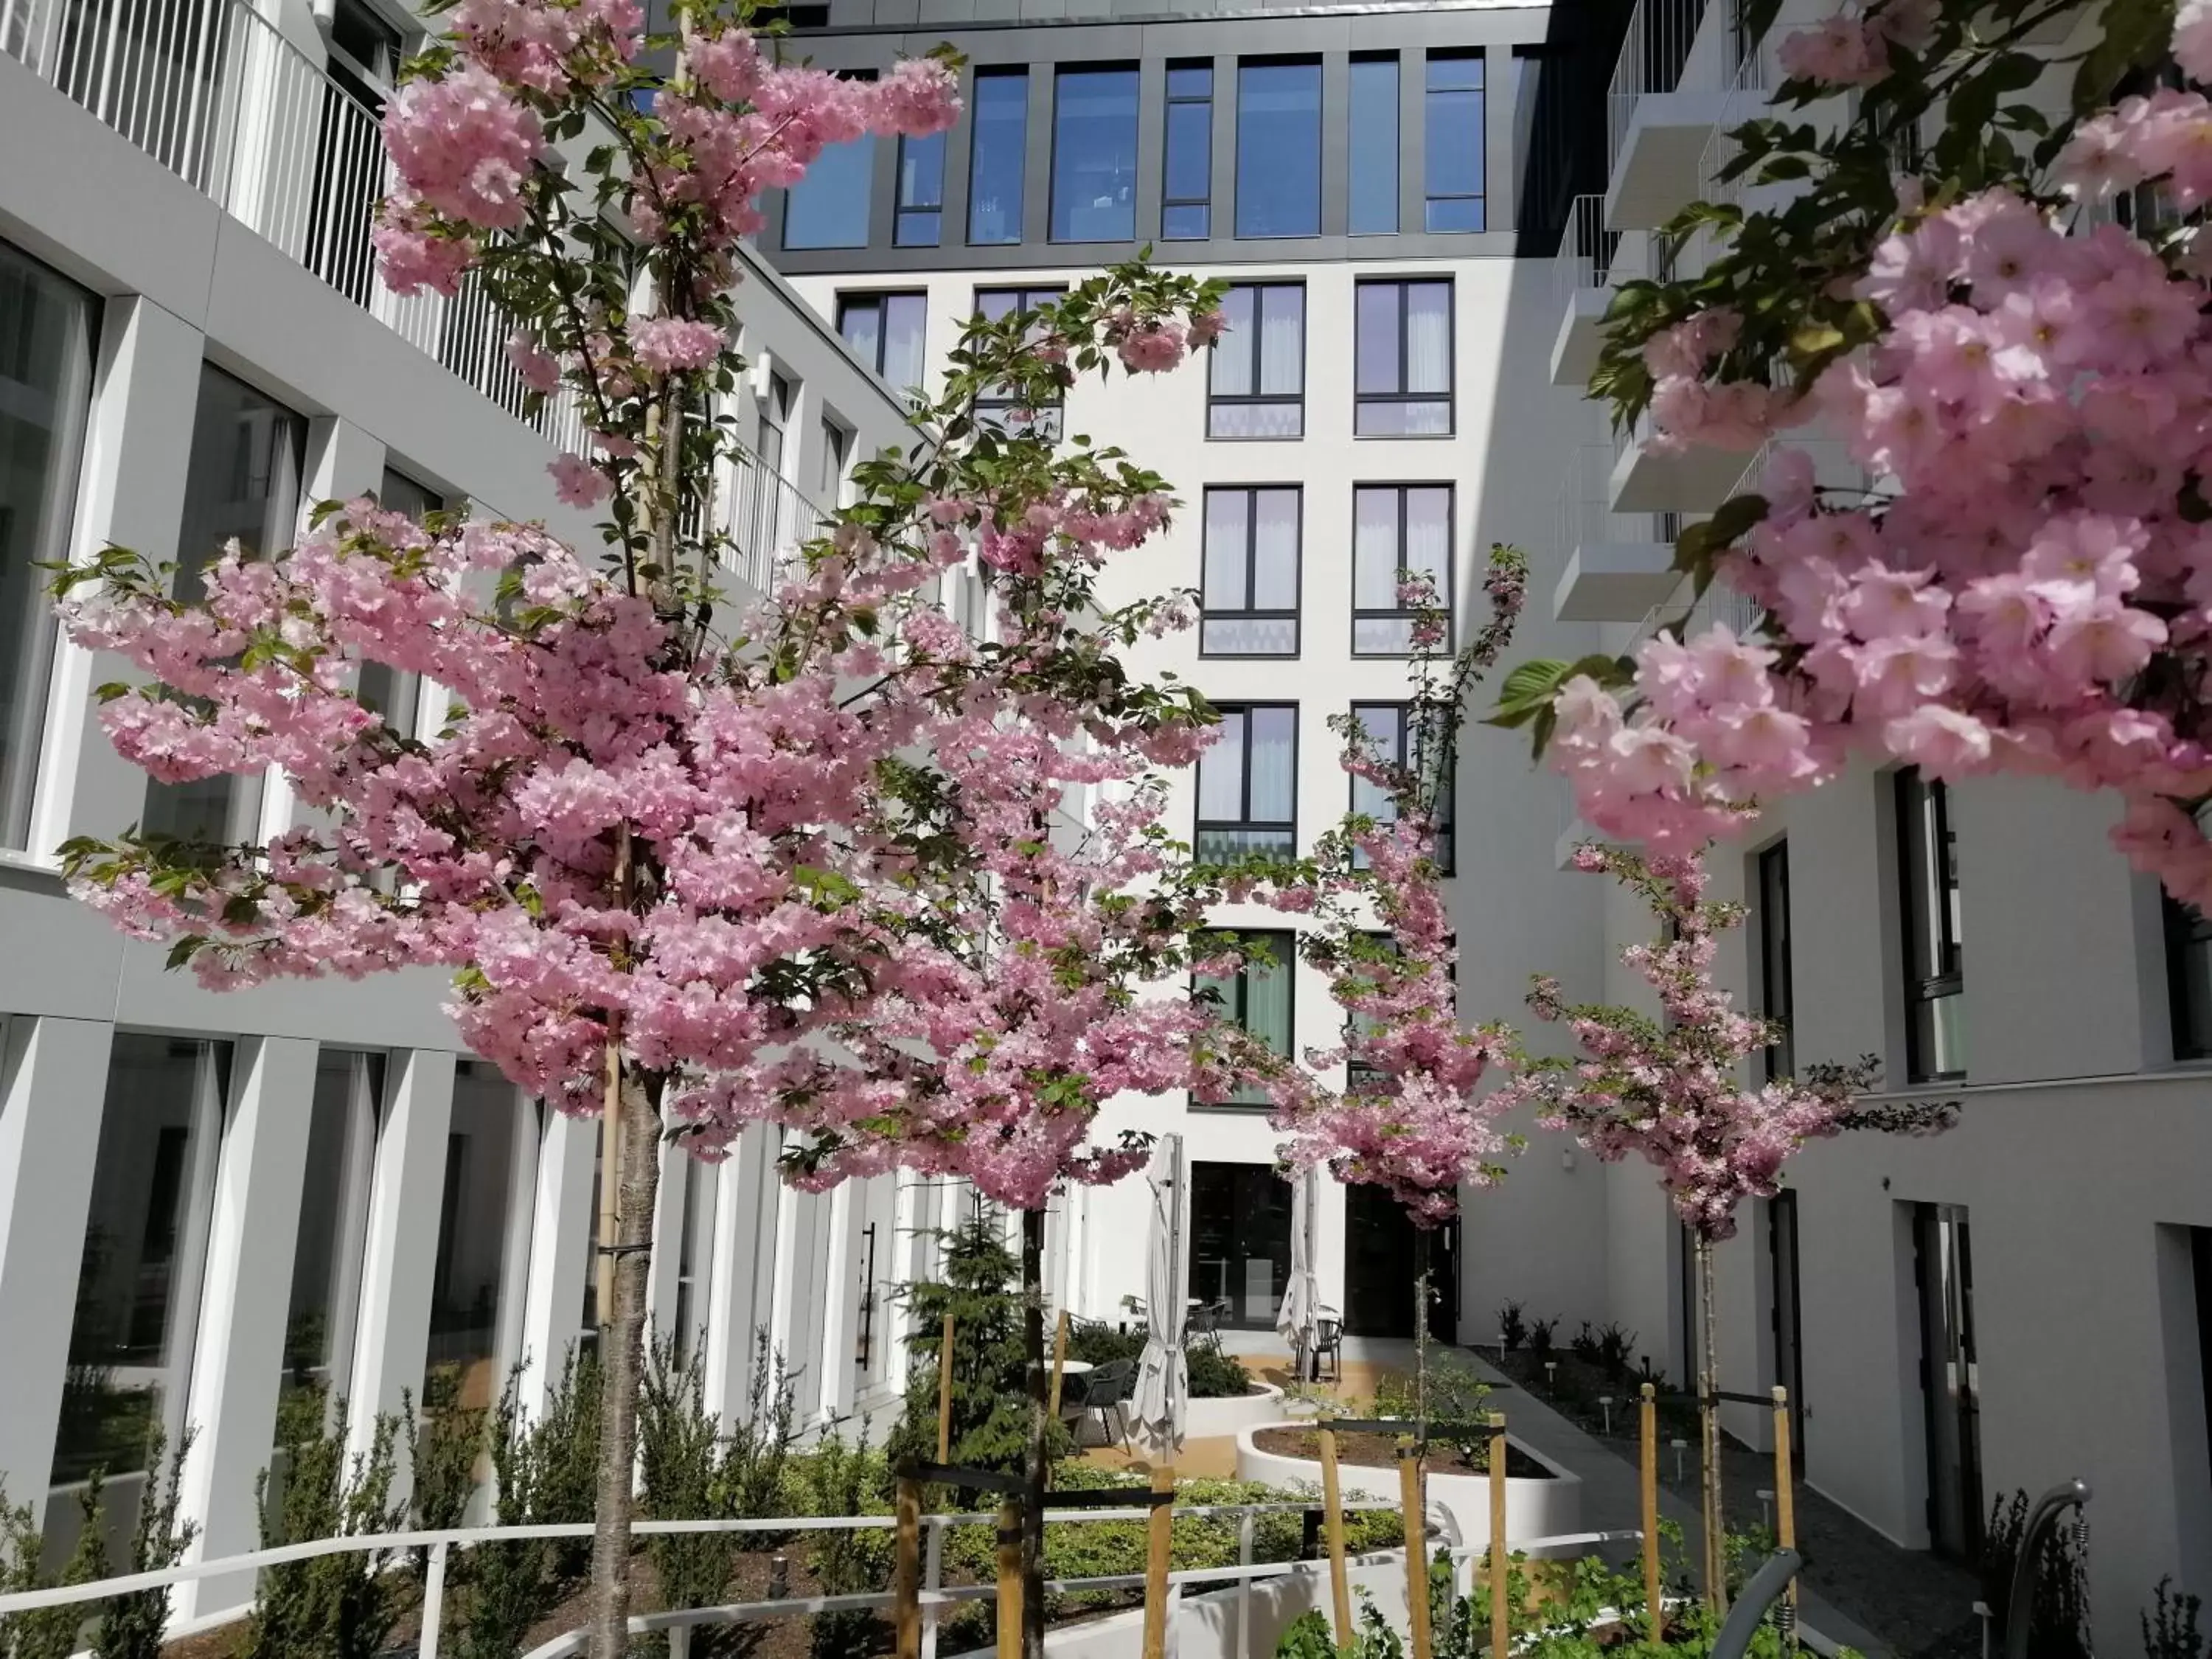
[[1246, 708, 1295, 822], [1405, 282, 1452, 394], [1209, 285, 1256, 397], [1203, 488, 1251, 609], [1354, 487, 1400, 608], [1258, 285, 1304, 396], [1197, 710, 1247, 821], [1251, 488, 1299, 609], [1405, 487, 1453, 590]]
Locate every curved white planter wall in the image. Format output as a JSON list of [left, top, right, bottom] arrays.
[[1183, 1383, 1284, 1439], [1232, 1424, 1583, 1548]]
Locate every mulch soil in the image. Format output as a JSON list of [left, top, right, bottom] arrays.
[[1251, 1424, 1554, 1480]]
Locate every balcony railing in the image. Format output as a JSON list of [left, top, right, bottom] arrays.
[[1607, 0, 1713, 178], [1, 0, 585, 453], [1559, 441, 1677, 562], [1554, 194, 1621, 300], [724, 444, 830, 594]]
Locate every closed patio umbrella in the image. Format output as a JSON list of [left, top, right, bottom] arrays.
[[1274, 1163, 1320, 1380], [1131, 1134, 1188, 1460]]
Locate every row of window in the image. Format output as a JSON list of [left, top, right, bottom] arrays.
[[785, 51, 1489, 252], [836, 277, 1457, 439], [1193, 701, 1456, 872]]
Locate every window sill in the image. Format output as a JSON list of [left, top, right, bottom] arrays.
[[1351, 431, 1458, 441], [1199, 649, 1303, 661], [1204, 433, 1307, 443]]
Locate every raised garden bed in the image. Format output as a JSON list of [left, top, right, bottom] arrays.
[[1235, 1425, 1581, 1550]]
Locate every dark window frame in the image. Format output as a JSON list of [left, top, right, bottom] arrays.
[[1200, 484, 1301, 659], [966, 66, 1029, 247], [1422, 50, 1486, 233], [973, 285, 1067, 442], [2165, 887, 2212, 1061], [1194, 703, 1298, 862], [1234, 55, 1324, 240], [1208, 281, 1305, 440], [1351, 482, 1455, 658], [1354, 276, 1455, 437], [1192, 927, 1298, 1110], [781, 69, 878, 251], [1348, 700, 1455, 875], [1161, 60, 1214, 240], [894, 130, 946, 247], [1757, 840, 1795, 1082], [1048, 61, 1141, 245], [1896, 767, 1966, 1083], [1347, 53, 1400, 237], [835, 290, 928, 388]]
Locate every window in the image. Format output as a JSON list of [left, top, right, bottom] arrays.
[[1189, 1163, 1293, 1324], [1425, 52, 1486, 232], [838, 291, 928, 395], [1208, 282, 1304, 439], [0, 240, 96, 850], [1352, 484, 1453, 655], [1345, 932, 1408, 1092], [1162, 62, 1212, 240], [967, 69, 1029, 245], [1897, 768, 1966, 1082], [784, 74, 877, 249], [276, 1049, 383, 1447], [1348, 56, 1399, 235], [1194, 704, 1296, 860], [1200, 487, 1299, 657], [975, 286, 1066, 442], [759, 370, 793, 477], [895, 130, 945, 246], [1757, 841, 1795, 1082], [378, 467, 439, 519], [2166, 887, 2212, 1061], [143, 366, 307, 849], [1354, 279, 1453, 435], [1349, 702, 1454, 873], [53, 1035, 231, 1488], [425, 1061, 525, 1397], [1235, 60, 1321, 238], [1051, 66, 1138, 243], [818, 417, 851, 503], [1194, 931, 1295, 1107], [2190, 1228, 2212, 1513]]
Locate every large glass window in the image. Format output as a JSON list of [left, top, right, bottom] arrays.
[[377, 467, 439, 520], [838, 292, 928, 396], [1194, 704, 1296, 861], [1425, 52, 1486, 232], [1200, 487, 1299, 657], [1208, 282, 1304, 439], [1050, 66, 1138, 243], [895, 130, 946, 246], [1897, 768, 1966, 1082], [53, 1035, 230, 1489], [967, 69, 1029, 246], [1352, 484, 1453, 655], [1194, 933, 1295, 1108], [276, 1049, 383, 1447], [1348, 56, 1399, 235], [1235, 60, 1321, 238], [1190, 1162, 1291, 1321], [1758, 841, 1795, 1081], [425, 1062, 525, 1410], [143, 366, 306, 849], [783, 76, 877, 250], [1354, 279, 1454, 436], [1349, 703, 1454, 873], [975, 287, 1066, 442], [2167, 887, 2212, 1062], [0, 242, 96, 851], [1162, 62, 1213, 240]]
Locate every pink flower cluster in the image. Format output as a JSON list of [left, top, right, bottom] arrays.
[[1775, 0, 1933, 88], [1105, 307, 1189, 374], [1554, 176, 2212, 907], [627, 316, 726, 376]]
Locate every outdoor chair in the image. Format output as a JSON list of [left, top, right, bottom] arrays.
[[1082, 1357, 1135, 1449], [1311, 1315, 1343, 1382], [1188, 1300, 1223, 1340]]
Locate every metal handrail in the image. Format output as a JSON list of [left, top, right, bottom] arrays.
[[1607, 0, 1715, 175]]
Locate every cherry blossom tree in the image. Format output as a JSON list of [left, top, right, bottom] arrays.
[[1492, 844, 1954, 1609], [1494, 0, 2212, 911], [51, 1, 1239, 1641]]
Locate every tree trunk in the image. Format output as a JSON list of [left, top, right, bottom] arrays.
[[1696, 1232, 1727, 1616], [1020, 1207, 1049, 1659], [586, 1063, 664, 1659], [1412, 1225, 1430, 1425]]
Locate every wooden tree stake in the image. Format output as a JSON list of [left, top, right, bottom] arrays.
[[894, 1477, 922, 1659], [1048, 1309, 1071, 1418], [937, 1311, 956, 1464], [1488, 1413, 1509, 1659], [1773, 1387, 1798, 1649], [1319, 1427, 1352, 1646], [1141, 1462, 1176, 1659], [1401, 1447, 1434, 1659], [995, 1498, 1023, 1659], [1641, 1382, 1662, 1644]]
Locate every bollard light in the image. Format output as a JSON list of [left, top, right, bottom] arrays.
[[1599, 1395, 1615, 1436], [1670, 1438, 1688, 1484], [768, 1554, 790, 1600]]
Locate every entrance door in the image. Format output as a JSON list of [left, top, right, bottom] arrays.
[[1343, 1187, 1458, 1343], [1768, 1192, 1806, 1470], [1916, 1203, 1983, 1558], [1190, 1163, 1293, 1328]]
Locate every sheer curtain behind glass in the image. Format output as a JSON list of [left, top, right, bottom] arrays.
[[1236, 933, 1294, 1104], [1246, 707, 1295, 844], [1355, 281, 1453, 436], [0, 243, 95, 851], [53, 1035, 231, 1490], [144, 366, 307, 847], [1208, 285, 1304, 438]]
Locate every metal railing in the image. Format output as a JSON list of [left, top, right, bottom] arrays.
[[1, 0, 586, 453], [725, 445, 831, 593], [1555, 194, 1621, 301], [1558, 442, 1677, 568], [1607, 0, 1714, 177]]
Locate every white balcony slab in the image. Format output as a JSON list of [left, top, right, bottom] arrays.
[[1551, 286, 1614, 389], [1606, 88, 1733, 229], [1552, 539, 1683, 624], [1610, 428, 1762, 513]]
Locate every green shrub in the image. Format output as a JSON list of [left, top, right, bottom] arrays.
[[1188, 1344, 1253, 1400], [246, 1406, 404, 1659], [402, 1374, 484, 1584], [454, 1352, 598, 1659], [1371, 1353, 1493, 1469], [0, 1478, 102, 1659], [2146, 1577, 2205, 1659], [1065, 1324, 1144, 1366], [1981, 1489, 2090, 1659], [797, 1429, 892, 1659], [89, 1425, 196, 1659]]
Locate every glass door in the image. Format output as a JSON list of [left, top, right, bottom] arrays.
[[1916, 1202, 1983, 1558], [1769, 1191, 1805, 1470], [1190, 1162, 1292, 1329]]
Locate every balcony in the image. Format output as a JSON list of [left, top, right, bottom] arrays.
[[1550, 195, 1619, 391], [1605, 0, 1734, 229], [1607, 408, 1763, 515], [1552, 442, 1683, 623], [1, 0, 585, 453]]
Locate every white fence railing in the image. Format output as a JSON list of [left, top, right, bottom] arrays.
[[1559, 441, 1677, 566], [1555, 193, 1619, 301], [0, 0, 586, 453], [1607, 0, 1713, 177]]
